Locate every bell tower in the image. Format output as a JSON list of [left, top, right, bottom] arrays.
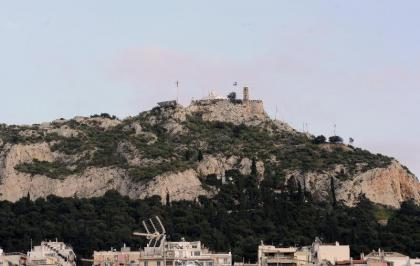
[[243, 86, 249, 102]]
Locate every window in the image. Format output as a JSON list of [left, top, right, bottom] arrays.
[[194, 252, 200, 256], [144, 261, 148, 266], [157, 261, 161, 266]]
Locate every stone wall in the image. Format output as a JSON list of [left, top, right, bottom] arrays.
[[187, 99, 268, 126]]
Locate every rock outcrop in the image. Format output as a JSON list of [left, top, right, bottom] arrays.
[[0, 140, 213, 203], [187, 100, 269, 126], [287, 160, 420, 208], [338, 161, 420, 208], [132, 169, 214, 202]]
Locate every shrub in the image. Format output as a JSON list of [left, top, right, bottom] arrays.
[[227, 92, 236, 102], [329, 135, 343, 144], [312, 135, 326, 144], [90, 113, 117, 119], [15, 159, 72, 179]]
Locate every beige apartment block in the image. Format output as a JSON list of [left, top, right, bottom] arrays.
[[257, 244, 313, 266], [311, 239, 350, 265], [26, 241, 76, 266], [93, 240, 231, 266], [363, 250, 413, 266], [0, 248, 27, 266]]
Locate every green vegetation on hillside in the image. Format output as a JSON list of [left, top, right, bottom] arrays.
[[14, 159, 73, 179], [0, 172, 419, 263], [1, 106, 416, 266], [9, 110, 393, 182]]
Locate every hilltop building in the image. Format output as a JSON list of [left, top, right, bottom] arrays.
[[186, 87, 266, 126], [200, 91, 227, 101], [243, 87, 249, 102], [192, 87, 262, 105]]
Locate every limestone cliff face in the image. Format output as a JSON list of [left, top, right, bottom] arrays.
[[0, 142, 213, 203], [197, 155, 264, 182], [0, 140, 262, 203], [338, 161, 420, 208], [287, 160, 420, 208], [132, 169, 213, 202]]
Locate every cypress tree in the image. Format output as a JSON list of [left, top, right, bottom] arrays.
[[330, 176, 337, 206]]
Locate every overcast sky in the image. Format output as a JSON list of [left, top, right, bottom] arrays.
[[1, 1, 419, 177]]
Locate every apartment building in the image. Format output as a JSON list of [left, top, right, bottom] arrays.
[[93, 239, 231, 266]]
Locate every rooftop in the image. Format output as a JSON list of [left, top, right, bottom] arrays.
[[366, 251, 407, 258]]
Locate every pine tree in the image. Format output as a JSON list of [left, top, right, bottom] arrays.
[[166, 191, 171, 206], [330, 176, 337, 206], [251, 158, 257, 176]]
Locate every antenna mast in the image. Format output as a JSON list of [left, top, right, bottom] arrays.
[[176, 80, 180, 103], [133, 216, 166, 248]]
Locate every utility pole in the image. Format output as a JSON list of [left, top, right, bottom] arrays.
[[176, 80, 179, 103]]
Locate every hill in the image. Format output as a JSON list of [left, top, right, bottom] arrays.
[[0, 93, 419, 208]]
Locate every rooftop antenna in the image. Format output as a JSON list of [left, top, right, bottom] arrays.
[[133, 216, 166, 248], [176, 80, 180, 103]]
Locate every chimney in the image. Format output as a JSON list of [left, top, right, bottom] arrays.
[[243, 87, 249, 102]]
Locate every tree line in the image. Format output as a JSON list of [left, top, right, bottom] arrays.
[[0, 171, 419, 263]]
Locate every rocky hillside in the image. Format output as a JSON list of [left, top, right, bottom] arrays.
[[0, 98, 419, 208]]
